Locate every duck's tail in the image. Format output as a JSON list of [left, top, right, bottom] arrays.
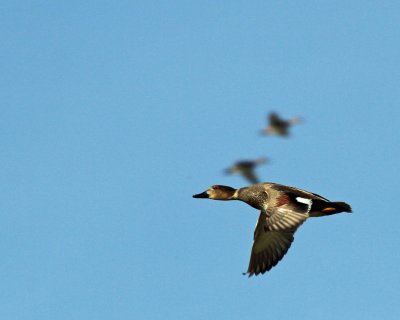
[[289, 117, 302, 125], [255, 157, 268, 165], [311, 201, 352, 217], [324, 201, 352, 213]]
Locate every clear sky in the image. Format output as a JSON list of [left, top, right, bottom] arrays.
[[1, 1, 400, 319]]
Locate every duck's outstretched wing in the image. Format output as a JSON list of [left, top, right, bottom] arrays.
[[276, 126, 289, 136], [241, 168, 259, 184], [268, 112, 281, 125], [247, 212, 294, 276], [246, 194, 311, 276]]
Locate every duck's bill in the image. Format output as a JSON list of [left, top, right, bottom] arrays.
[[193, 191, 209, 198]]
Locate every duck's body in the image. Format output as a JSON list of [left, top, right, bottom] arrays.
[[193, 182, 352, 276], [224, 158, 268, 184], [261, 112, 301, 137]]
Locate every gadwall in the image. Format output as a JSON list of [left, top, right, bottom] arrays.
[[224, 158, 268, 184], [193, 183, 352, 276], [261, 112, 301, 137]]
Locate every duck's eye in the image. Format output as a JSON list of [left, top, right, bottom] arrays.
[[211, 185, 218, 190]]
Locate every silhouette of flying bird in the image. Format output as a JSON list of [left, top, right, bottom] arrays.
[[224, 158, 268, 184], [261, 112, 301, 137], [193, 183, 352, 276]]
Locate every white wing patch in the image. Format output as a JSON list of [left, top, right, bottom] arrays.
[[296, 197, 312, 206]]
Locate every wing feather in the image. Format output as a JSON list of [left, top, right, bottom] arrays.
[[241, 168, 259, 184], [246, 190, 313, 276], [247, 212, 295, 276]]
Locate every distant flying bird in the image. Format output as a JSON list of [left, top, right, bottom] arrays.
[[193, 183, 352, 276], [261, 112, 301, 137], [224, 158, 268, 184]]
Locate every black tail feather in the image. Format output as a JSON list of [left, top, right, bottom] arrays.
[[311, 200, 352, 216], [329, 202, 352, 213]]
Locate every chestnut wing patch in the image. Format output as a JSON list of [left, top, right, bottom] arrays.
[[276, 194, 290, 207], [276, 192, 312, 212], [267, 192, 312, 232]]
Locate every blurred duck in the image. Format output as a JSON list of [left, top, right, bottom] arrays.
[[193, 182, 352, 276], [224, 158, 268, 184], [261, 112, 301, 137]]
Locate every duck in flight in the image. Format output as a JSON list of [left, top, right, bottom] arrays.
[[261, 112, 301, 137], [224, 158, 268, 184], [193, 183, 352, 276]]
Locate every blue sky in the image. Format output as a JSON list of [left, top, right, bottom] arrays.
[[1, 1, 400, 319]]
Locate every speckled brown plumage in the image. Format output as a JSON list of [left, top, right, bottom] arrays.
[[193, 182, 352, 277]]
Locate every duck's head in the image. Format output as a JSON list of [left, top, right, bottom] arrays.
[[193, 185, 237, 200]]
